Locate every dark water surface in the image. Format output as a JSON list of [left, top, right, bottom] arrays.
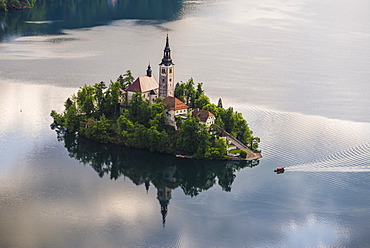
[[1, 0, 370, 247], [0, 0, 183, 41]]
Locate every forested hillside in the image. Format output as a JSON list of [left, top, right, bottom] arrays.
[[0, 0, 38, 11]]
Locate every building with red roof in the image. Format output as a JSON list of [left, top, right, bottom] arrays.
[[123, 35, 176, 105], [161, 96, 189, 128], [191, 108, 215, 126], [126, 64, 159, 104]]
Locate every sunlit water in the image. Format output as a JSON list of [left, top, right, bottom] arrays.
[[1, 0, 370, 247]]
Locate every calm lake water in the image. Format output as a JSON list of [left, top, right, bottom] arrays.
[[1, 0, 370, 247]]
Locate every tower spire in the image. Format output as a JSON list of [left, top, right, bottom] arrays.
[[159, 35, 175, 98], [146, 63, 152, 77], [161, 201, 168, 228], [165, 34, 170, 49], [160, 34, 174, 66], [157, 187, 172, 228], [145, 179, 150, 194]]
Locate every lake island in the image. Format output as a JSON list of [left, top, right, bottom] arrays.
[[51, 35, 261, 161]]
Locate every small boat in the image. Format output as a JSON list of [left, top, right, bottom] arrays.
[[274, 167, 285, 173]]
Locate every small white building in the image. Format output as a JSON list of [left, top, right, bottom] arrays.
[[191, 108, 215, 126], [161, 96, 189, 128]]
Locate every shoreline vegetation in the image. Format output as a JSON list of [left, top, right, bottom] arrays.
[[0, 0, 37, 11], [51, 71, 261, 161]]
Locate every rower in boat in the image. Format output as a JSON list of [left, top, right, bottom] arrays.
[[274, 167, 285, 173]]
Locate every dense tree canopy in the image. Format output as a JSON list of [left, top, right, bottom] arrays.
[[0, 0, 38, 11], [51, 75, 260, 160], [176, 117, 211, 155]]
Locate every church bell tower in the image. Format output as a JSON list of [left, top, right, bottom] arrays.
[[159, 35, 174, 98]]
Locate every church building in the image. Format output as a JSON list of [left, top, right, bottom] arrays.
[[123, 35, 216, 128], [126, 64, 158, 104], [125, 35, 175, 103]]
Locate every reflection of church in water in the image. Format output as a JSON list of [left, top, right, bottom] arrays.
[[131, 165, 179, 227], [157, 165, 178, 227], [60, 131, 258, 226]]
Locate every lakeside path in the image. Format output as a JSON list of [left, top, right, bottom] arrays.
[[215, 124, 262, 161]]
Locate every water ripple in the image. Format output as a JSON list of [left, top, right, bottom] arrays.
[[287, 142, 370, 173]]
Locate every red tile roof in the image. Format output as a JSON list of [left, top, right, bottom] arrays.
[[127, 76, 158, 93], [161, 96, 189, 110], [191, 108, 214, 122]]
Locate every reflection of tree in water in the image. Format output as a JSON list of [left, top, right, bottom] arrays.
[[1, 0, 184, 41], [56, 128, 259, 226]]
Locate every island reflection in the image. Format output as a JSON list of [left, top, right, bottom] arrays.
[[56, 128, 259, 226]]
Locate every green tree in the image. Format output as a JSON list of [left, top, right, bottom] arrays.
[[212, 138, 227, 159], [64, 97, 73, 110], [185, 78, 197, 107], [117, 75, 124, 87], [212, 103, 259, 149], [195, 82, 204, 99], [177, 117, 211, 155], [175, 79, 208, 108], [174, 78, 197, 107], [247, 136, 260, 150], [218, 107, 235, 133], [149, 103, 165, 131], [217, 98, 223, 108], [0, 0, 7, 11], [174, 82, 186, 103], [64, 103, 81, 132], [80, 114, 110, 143], [128, 92, 152, 126], [94, 81, 106, 113], [103, 81, 121, 116], [145, 126, 171, 153], [77, 85, 95, 115], [203, 103, 220, 118], [233, 112, 251, 142], [117, 110, 134, 134], [119, 70, 134, 89], [50, 110, 64, 126], [194, 94, 210, 109], [198, 137, 227, 160], [8, 0, 21, 9]]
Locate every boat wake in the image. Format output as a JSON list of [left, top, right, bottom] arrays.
[[285, 142, 370, 173]]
